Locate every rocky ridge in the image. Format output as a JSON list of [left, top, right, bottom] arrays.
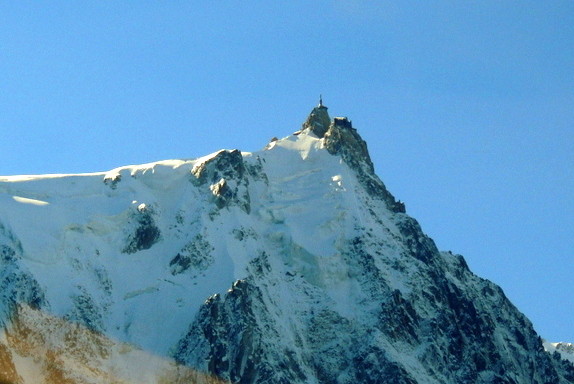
[[0, 102, 571, 383]]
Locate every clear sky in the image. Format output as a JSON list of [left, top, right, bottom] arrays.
[[1, 2, 572, 343]]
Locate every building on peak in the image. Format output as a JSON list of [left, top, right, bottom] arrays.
[[333, 117, 352, 129], [302, 97, 331, 138]]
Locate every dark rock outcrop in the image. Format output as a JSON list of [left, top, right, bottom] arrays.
[[322, 116, 405, 213], [302, 103, 331, 138], [170, 234, 214, 275], [192, 149, 251, 213], [0, 223, 46, 320], [174, 279, 308, 384], [122, 204, 161, 254]]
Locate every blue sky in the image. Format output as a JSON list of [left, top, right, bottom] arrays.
[[1, 2, 572, 342]]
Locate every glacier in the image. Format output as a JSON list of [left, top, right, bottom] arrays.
[[0, 103, 572, 383]]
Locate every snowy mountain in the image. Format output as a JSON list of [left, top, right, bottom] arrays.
[[545, 342, 574, 364], [0, 103, 572, 383]]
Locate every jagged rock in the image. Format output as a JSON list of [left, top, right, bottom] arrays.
[[121, 203, 161, 254], [319, 114, 406, 213], [0, 104, 571, 383], [169, 234, 214, 275], [64, 289, 104, 332], [192, 149, 246, 185], [302, 101, 331, 138], [0, 237, 46, 322], [324, 117, 374, 173], [103, 173, 121, 190], [210, 178, 233, 208], [192, 149, 251, 213], [173, 280, 308, 384]]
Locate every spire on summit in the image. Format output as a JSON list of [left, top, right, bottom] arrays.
[[302, 97, 331, 138], [318, 95, 327, 109]]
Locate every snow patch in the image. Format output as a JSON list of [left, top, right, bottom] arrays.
[[12, 195, 50, 206]]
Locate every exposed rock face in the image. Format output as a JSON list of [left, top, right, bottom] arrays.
[[0, 223, 46, 321], [323, 115, 405, 213], [0, 105, 571, 383], [192, 149, 251, 213], [324, 117, 374, 173], [302, 103, 331, 138], [173, 280, 306, 384], [552, 343, 574, 363], [191, 149, 246, 185], [173, 215, 571, 384], [122, 204, 161, 254], [169, 234, 214, 275]]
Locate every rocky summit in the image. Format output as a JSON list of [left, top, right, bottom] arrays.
[[0, 103, 572, 383]]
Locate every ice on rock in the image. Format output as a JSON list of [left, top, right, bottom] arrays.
[[0, 103, 571, 383]]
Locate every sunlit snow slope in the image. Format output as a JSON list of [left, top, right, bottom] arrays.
[[0, 104, 572, 383]]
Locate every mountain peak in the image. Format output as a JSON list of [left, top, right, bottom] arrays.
[[300, 100, 372, 173], [302, 98, 331, 138], [0, 105, 571, 383], [301, 104, 406, 213]]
